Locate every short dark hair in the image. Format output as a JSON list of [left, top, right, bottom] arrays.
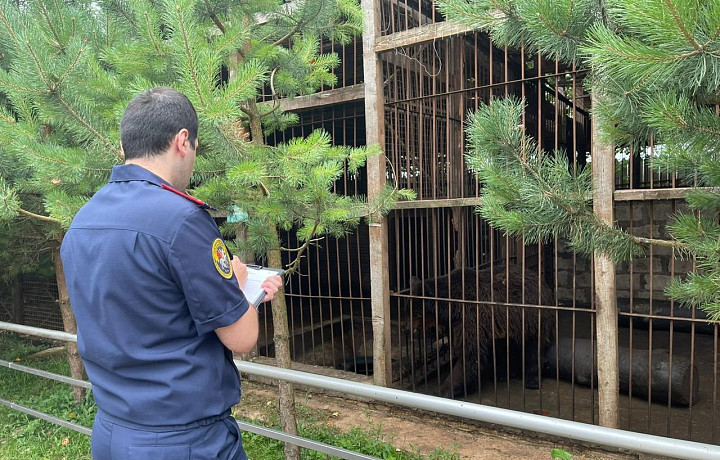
[[120, 87, 198, 160]]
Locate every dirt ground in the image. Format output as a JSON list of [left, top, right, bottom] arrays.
[[236, 378, 640, 460]]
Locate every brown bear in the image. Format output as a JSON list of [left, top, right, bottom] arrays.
[[409, 265, 555, 398]]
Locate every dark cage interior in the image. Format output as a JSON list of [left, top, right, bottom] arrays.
[[260, 101, 374, 373]]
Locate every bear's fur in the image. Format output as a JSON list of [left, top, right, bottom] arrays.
[[409, 265, 555, 398]]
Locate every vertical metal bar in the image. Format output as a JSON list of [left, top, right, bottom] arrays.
[[571, 64, 579, 423], [519, 45, 528, 410], [536, 50, 544, 414], [503, 43, 511, 408], [420, 208, 429, 392], [714, 324, 718, 444], [431, 47, 438, 200], [667, 199, 676, 437], [628, 200, 635, 431], [689, 284, 697, 439], [396, 210, 404, 386], [432, 209, 441, 394], [648, 201, 654, 432], [553, 56, 561, 419]]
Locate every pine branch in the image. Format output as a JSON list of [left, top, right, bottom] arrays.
[[0, 5, 18, 41], [284, 221, 320, 275], [533, 9, 582, 43], [595, 43, 701, 63], [202, 0, 226, 34], [175, 5, 205, 106], [631, 235, 685, 249], [0, 74, 50, 94], [54, 44, 86, 88], [144, 12, 164, 56], [662, 0, 701, 51], [703, 26, 720, 49], [18, 208, 61, 225], [107, 0, 138, 28], [38, 0, 64, 52], [24, 40, 53, 89], [55, 93, 121, 158]]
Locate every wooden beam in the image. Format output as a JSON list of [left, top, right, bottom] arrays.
[[261, 84, 366, 113], [614, 187, 692, 201], [393, 197, 482, 209], [392, 188, 690, 209], [375, 21, 476, 53], [362, 0, 392, 387]]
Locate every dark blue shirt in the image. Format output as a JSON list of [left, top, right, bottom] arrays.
[[61, 164, 249, 427]]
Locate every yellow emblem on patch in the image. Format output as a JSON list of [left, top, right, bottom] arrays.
[[212, 238, 233, 279]]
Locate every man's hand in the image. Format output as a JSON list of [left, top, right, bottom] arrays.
[[259, 275, 283, 303], [232, 257, 248, 290]]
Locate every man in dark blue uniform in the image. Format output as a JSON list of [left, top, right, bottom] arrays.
[[60, 87, 282, 459]]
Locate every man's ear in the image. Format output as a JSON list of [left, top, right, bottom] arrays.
[[173, 129, 191, 156]]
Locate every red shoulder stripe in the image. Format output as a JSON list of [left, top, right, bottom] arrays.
[[160, 183, 217, 211]]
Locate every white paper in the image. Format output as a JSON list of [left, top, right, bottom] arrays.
[[242, 265, 284, 306]]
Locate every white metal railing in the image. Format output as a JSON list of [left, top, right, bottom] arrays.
[[2, 321, 720, 459]]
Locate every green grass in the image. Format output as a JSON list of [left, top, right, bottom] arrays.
[[0, 332, 94, 460], [0, 332, 459, 460]]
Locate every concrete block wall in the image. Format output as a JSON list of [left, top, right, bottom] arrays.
[[554, 200, 691, 307]]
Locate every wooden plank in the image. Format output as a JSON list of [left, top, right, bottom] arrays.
[[393, 197, 483, 209], [614, 187, 692, 201], [261, 84, 365, 113], [375, 22, 477, 53], [362, 0, 392, 387]]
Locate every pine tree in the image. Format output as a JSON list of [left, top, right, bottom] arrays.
[[0, 0, 114, 401], [0, 0, 409, 445], [435, 0, 720, 320]]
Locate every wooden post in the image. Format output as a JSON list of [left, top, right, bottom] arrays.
[[361, 0, 391, 386], [12, 277, 24, 324], [53, 235, 87, 402], [591, 91, 619, 428]]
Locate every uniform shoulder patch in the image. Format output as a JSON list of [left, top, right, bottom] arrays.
[[212, 238, 233, 279]]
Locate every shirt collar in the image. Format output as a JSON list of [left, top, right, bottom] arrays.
[[109, 164, 216, 211], [109, 164, 169, 186]]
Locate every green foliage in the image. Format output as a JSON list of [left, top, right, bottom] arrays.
[[436, 0, 601, 63], [551, 448, 574, 460], [465, 98, 645, 262], [0, 0, 410, 276], [438, 0, 720, 317], [196, 130, 412, 272]]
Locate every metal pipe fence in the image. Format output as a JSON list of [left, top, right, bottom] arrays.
[[2, 321, 720, 459], [0, 322, 378, 460]]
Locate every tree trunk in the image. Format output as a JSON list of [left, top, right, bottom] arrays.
[[591, 91, 619, 428], [267, 240, 300, 460], [245, 102, 300, 459], [52, 236, 87, 402]]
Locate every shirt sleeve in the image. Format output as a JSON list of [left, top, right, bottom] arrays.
[[168, 208, 250, 336]]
